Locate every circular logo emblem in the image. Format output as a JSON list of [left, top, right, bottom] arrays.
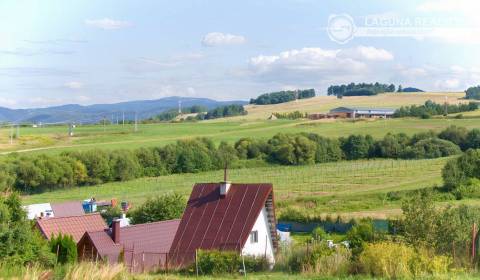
[[327, 14, 356, 44]]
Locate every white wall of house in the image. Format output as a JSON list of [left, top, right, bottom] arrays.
[[24, 203, 54, 219], [241, 207, 275, 264]]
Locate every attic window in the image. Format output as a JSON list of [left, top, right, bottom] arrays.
[[250, 230, 258, 243]]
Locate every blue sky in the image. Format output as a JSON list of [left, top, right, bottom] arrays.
[[0, 0, 479, 108]]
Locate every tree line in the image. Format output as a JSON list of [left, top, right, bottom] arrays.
[[327, 82, 396, 97], [1, 126, 478, 194], [466, 85, 480, 100], [249, 89, 315, 105], [146, 104, 246, 123], [394, 100, 478, 118]]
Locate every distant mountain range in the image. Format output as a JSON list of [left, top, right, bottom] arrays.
[[0, 96, 247, 124]]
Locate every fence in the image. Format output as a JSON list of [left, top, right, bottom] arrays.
[[123, 246, 196, 273]]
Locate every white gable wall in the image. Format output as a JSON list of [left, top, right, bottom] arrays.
[[241, 207, 275, 264]]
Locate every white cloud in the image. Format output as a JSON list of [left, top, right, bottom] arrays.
[[338, 46, 394, 61], [248, 46, 393, 85], [85, 18, 132, 30], [435, 78, 460, 89], [395, 64, 480, 91], [0, 97, 17, 107], [64, 81, 83, 89], [202, 32, 246, 46]]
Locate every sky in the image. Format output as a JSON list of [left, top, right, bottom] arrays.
[[1, 0, 480, 108]]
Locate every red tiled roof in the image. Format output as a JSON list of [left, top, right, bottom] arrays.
[[169, 183, 275, 265], [36, 213, 107, 242], [51, 201, 84, 218]]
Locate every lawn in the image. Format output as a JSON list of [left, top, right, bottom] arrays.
[[22, 157, 448, 218]]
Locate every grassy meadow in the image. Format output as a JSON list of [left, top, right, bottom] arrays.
[[22, 157, 448, 218]]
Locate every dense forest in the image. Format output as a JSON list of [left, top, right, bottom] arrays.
[[466, 85, 480, 100], [394, 100, 478, 118], [249, 89, 315, 105], [1, 125, 479, 194], [327, 83, 396, 97]]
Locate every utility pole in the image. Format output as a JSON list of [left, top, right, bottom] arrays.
[[122, 112, 125, 127], [134, 112, 138, 132], [103, 116, 106, 132], [444, 95, 448, 116], [9, 125, 13, 145], [68, 123, 74, 137], [16, 124, 19, 139], [178, 100, 182, 114]]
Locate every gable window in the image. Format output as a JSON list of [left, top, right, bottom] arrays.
[[250, 230, 258, 243]]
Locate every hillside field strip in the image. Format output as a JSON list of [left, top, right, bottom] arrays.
[[1, 92, 478, 155], [22, 157, 448, 218]]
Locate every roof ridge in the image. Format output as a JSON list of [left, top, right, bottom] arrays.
[[37, 212, 101, 222], [121, 219, 180, 229]]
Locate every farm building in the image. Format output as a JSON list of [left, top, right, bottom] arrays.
[[77, 219, 180, 271], [169, 182, 277, 268], [35, 213, 107, 243], [329, 107, 395, 118], [25, 201, 85, 220]]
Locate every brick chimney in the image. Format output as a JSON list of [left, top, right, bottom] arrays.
[[112, 219, 121, 244]]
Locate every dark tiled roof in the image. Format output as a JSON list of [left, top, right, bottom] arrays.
[[51, 201, 84, 218], [81, 219, 180, 257], [36, 213, 107, 242], [169, 183, 275, 265]]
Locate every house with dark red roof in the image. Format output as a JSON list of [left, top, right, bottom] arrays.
[[77, 219, 180, 272], [35, 213, 107, 243], [169, 182, 277, 267]]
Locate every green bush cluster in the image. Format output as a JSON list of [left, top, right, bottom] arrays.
[[466, 85, 480, 100], [0, 192, 54, 266], [442, 149, 480, 191], [147, 104, 246, 122], [49, 233, 77, 264], [195, 250, 268, 275], [250, 89, 315, 105], [129, 192, 185, 224], [394, 100, 478, 118], [327, 82, 396, 97], [359, 242, 450, 278], [283, 243, 351, 275], [272, 111, 308, 120]]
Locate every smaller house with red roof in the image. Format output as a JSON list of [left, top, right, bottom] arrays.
[[77, 219, 180, 272], [35, 213, 107, 243]]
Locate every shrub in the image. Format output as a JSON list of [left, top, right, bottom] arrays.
[[410, 138, 461, 159], [196, 250, 267, 275], [281, 243, 351, 276], [311, 227, 329, 242], [129, 192, 185, 224], [359, 242, 451, 278], [50, 233, 77, 264]]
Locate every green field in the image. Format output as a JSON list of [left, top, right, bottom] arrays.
[[6, 92, 480, 218], [2, 117, 480, 155], [22, 157, 448, 218]]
